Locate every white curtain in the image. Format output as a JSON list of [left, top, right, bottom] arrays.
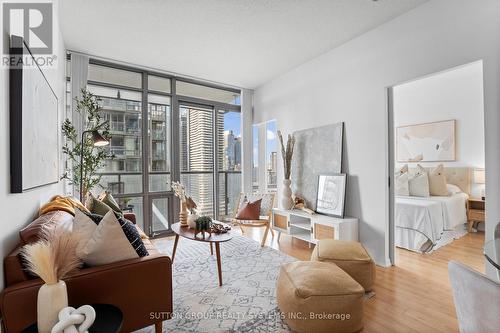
[[66, 53, 89, 197]]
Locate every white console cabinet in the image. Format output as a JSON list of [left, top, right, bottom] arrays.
[[272, 208, 358, 244]]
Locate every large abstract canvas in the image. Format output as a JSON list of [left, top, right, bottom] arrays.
[[291, 122, 343, 210], [10, 36, 59, 192], [396, 120, 456, 162]]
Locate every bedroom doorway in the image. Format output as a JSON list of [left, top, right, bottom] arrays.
[[387, 60, 486, 265]]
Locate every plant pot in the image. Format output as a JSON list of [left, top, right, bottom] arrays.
[[281, 179, 294, 210], [37, 280, 68, 333], [187, 214, 199, 229]]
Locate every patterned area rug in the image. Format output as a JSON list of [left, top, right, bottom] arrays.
[[134, 235, 295, 332]]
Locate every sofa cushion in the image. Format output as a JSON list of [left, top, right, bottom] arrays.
[[98, 191, 123, 216], [80, 211, 149, 266], [19, 211, 74, 245], [85, 193, 114, 216]]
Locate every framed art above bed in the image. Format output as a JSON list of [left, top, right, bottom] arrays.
[[396, 119, 456, 162]]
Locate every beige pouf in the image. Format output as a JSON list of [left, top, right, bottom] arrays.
[[311, 239, 376, 292], [276, 261, 364, 333]]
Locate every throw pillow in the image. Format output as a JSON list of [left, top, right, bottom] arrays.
[[408, 172, 430, 197], [428, 164, 448, 196], [98, 191, 123, 217], [73, 209, 98, 259], [80, 210, 148, 266], [85, 193, 113, 216], [236, 199, 262, 220], [395, 171, 410, 196]]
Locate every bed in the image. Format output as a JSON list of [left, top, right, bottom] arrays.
[[395, 167, 470, 253]]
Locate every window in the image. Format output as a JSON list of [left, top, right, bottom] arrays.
[[266, 120, 278, 191], [252, 125, 259, 192], [218, 110, 242, 218], [252, 119, 278, 193], [71, 56, 241, 235]]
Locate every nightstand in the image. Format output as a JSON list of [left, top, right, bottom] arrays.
[[467, 198, 485, 232]]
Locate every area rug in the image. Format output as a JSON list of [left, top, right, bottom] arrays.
[[134, 235, 295, 332]]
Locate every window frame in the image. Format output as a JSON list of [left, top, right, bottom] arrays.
[[78, 57, 241, 237]]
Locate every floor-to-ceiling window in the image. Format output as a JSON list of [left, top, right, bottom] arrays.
[[67, 55, 241, 236]]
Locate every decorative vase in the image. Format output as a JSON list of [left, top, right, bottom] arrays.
[[187, 213, 199, 229], [179, 200, 188, 226], [37, 280, 68, 333], [281, 179, 294, 210]]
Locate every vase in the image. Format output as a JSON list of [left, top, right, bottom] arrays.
[[37, 280, 68, 333], [187, 213, 199, 229], [281, 179, 294, 210], [179, 200, 188, 226]]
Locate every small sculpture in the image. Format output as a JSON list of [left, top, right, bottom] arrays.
[[293, 195, 315, 215], [51, 305, 96, 333], [194, 216, 212, 239]]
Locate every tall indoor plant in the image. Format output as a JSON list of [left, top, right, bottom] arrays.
[[61, 89, 114, 199], [278, 130, 295, 209]]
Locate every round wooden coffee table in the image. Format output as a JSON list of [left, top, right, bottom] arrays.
[[171, 222, 232, 286]]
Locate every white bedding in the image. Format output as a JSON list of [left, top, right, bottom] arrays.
[[395, 192, 468, 252]]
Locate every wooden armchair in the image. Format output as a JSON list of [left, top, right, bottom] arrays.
[[231, 193, 276, 246]]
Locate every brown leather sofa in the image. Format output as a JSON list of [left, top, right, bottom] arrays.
[[0, 210, 172, 333]]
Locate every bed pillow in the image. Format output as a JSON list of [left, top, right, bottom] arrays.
[[395, 171, 410, 196], [80, 210, 148, 266], [447, 184, 462, 195], [408, 172, 430, 197], [428, 164, 448, 196]]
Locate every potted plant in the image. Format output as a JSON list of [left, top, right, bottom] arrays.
[[61, 89, 114, 199]]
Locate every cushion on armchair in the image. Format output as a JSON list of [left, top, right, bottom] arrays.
[[236, 199, 262, 220]]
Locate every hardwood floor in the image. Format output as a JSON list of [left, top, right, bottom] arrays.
[[239, 227, 485, 333]]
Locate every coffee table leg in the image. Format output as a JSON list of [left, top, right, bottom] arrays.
[[210, 242, 213, 255], [172, 234, 179, 263], [215, 242, 222, 286]]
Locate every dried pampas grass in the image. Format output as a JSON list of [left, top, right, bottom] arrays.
[[21, 224, 80, 285], [277, 130, 295, 180]]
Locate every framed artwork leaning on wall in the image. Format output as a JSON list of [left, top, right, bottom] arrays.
[[316, 174, 347, 218]]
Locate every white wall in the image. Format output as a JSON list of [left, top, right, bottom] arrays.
[[254, 0, 500, 274], [0, 2, 66, 291], [393, 61, 485, 198], [393, 61, 485, 167]]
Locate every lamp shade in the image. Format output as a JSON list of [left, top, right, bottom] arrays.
[[90, 130, 109, 147], [473, 168, 485, 184]]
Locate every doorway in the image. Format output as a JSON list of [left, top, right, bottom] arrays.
[[387, 60, 486, 265]]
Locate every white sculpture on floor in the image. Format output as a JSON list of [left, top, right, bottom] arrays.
[[51, 305, 96, 333]]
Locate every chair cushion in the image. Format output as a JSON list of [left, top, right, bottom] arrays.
[[236, 199, 262, 220], [311, 239, 376, 292], [239, 193, 274, 215], [277, 261, 364, 333]]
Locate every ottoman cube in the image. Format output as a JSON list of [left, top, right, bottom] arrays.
[[276, 261, 364, 333], [311, 239, 376, 292]]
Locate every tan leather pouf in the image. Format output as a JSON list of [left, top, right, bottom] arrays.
[[276, 261, 364, 333], [311, 239, 376, 292]]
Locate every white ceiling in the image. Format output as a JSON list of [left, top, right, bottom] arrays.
[[60, 0, 428, 89]]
